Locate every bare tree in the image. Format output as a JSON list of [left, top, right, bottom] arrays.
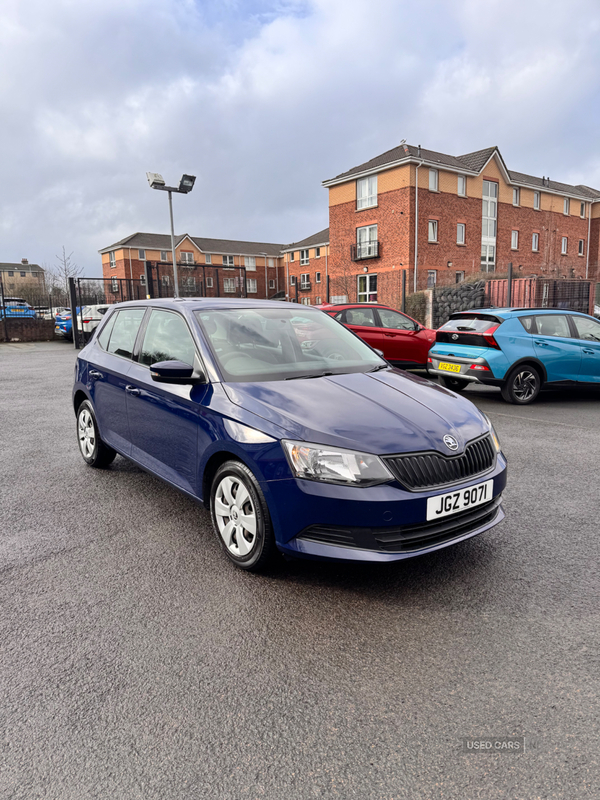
[[50, 247, 83, 295]]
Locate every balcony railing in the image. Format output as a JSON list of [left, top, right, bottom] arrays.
[[351, 241, 380, 261]]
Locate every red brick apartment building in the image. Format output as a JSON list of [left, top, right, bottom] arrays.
[[100, 233, 285, 299], [323, 143, 600, 306], [282, 228, 329, 305]]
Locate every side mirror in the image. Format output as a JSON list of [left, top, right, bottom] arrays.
[[150, 360, 203, 384], [374, 348, 385, 357]]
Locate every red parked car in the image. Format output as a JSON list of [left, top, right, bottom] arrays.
[[318, 303, 436, 369]]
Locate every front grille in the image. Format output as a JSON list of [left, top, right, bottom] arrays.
[[384, 435, 495, 491], [296, 497, 503, 554]]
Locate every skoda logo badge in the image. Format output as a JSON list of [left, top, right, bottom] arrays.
[[443, 434, 459, 451], [451, 333, 459, 341]]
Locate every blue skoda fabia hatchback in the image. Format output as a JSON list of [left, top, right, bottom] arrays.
[[73, 299, 507, 571]]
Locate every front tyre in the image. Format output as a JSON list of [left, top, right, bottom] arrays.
[[501, 364, 541, 404], [210, 460, 277, 572], [439, 375, 468, 392], [76, 400, 117, 467]]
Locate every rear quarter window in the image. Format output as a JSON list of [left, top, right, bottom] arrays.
[[518, 316, 536, 333]]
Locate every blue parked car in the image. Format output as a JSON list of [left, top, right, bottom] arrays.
[[73, 299, 507, 571], [428, 308, 600, 404], [0, 297, 36, 319]]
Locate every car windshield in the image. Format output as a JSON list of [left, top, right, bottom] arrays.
[[440, 315, 499, 332], [195, 307, 385, 382]]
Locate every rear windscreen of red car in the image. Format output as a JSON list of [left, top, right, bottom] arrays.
[[436, 315, 501, 347]]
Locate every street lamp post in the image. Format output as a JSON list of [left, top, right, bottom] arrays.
[[147, 172, 196, 298]]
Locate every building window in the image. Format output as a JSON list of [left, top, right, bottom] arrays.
[[300, 250, 309, 265], [223, 278, 236, 293], [579, 239, 585, 256], [111, 278, 119, 292], [428, 220, 438, 242], [357, 273, 377, 302], [205, 254, 212, 264], [206, 277, 213, 288], [162, 275, 170, 286], [564, 197, 570, 216], [109, 252, 116, 269], [290, 252, 295, 261], [457, 223, 465, 245], [457, 175, 466, 196], [481, 244, 496, 272], [511, 230, 519, 250], [561, 236, 568, 254], [300, 297, 311, 305], [160, 250, 168, 262], [244, 256, 256, 270], [182, 276, 196, 290], [290, 275, 296, 285], [181, 251, 194, 264], [315, 247, 321, 258], [268, 257, 275, 267], [427, 270, 437, 287], [247, 278, 257, 293], [139, 274, 146, 285], [357, 175, 378, 209], [20, 271, 26, 277], [32, 272, 38, 278], [534, 191, 540, 210], [532, 233, 539, 252], [7, 270, 14, 276], [513, 188, 520, 206], [429, 169, 438, 192], [315, 271, 321, 283], [580, 202, 586, 219], [138, 249, 146, 260], [356, 224, 378, 258], [269, 279, 275, 289], [300, 273, 310, 289], [223, 255, 234, 268], [315, 296, 322, 304], [455, 271, 465, 283], [8, 283, 14, 289]]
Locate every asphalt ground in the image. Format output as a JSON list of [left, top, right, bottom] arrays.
[[0, 341, 599, 800]]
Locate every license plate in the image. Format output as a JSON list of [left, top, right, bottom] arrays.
[[426, 479, 494, 521], [438, 362, 461, 373]]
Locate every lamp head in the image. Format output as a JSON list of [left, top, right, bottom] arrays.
[[147, 172, 166, 189], [178, 174, 196, 193]]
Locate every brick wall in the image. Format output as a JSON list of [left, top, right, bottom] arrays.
[[1, 319, 56, 342]]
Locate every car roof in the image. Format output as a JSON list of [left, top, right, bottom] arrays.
[[457, 307, 594, 319], [109, 297, 323, 312]]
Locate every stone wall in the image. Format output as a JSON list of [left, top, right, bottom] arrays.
[[1, 319, 56, 343]]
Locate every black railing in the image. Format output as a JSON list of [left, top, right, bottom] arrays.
[[351, 241, 380, 261]]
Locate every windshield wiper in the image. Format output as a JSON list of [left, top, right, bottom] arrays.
[[285, 371, 335, 380], [367, 364, 389, 372]]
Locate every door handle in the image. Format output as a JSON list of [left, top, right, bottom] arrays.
[[384, 333, 398, 337], [582, 348, 595, 355], [125, 385, 141, 396], [89, 370, 103, 379], [534, 340, 548, 346]]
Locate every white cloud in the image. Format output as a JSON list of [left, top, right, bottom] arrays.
[[1, 0, 600, 273]]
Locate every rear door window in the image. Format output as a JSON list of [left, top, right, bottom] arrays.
[[345, 308, 377, 327], [97, 312, 117, 350], [106, 308, 146, 359], [533, 315, 571, 338]]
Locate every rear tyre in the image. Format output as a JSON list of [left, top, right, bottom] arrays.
[[76, 400, 117, 467], [501, 365, 541, 404], [210, 460, 278, 572], [439, 375, 469, 392]]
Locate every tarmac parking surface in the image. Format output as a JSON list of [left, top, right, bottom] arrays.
[[1, 341, 599, 799]]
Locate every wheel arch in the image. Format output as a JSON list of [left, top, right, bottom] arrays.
[[73, 389, 89, 414], [505, 357, 547, 386], [201, 449, 252, 508]]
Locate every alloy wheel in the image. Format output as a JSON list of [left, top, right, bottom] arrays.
[[512, 370, 537, 402], [78, 408, 96, 458], [214, 475, 257, 557]]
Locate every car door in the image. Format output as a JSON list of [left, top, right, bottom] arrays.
[[87, 307, 147, 454], [570, 315, 600, 383], [532, 314, 581, 382], [125, 308, 208, 495], [374, 307, 424, 365], [340, 307, 385, 352]]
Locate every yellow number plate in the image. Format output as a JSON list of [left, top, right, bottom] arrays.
[[439, 362, 461, 373]]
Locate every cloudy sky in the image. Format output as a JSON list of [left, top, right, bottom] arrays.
[[2, 0, 600, 276]]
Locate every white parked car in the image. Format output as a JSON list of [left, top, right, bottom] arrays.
[[81, 305, 110, 340]]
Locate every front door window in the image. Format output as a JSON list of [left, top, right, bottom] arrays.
[[357, 274, 377, 302]]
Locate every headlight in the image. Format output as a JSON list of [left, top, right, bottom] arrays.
[[481, 413, 501, 453], [282, 440, 393, 486]]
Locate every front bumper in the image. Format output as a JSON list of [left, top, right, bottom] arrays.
[[268, 456, 507, 562]]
